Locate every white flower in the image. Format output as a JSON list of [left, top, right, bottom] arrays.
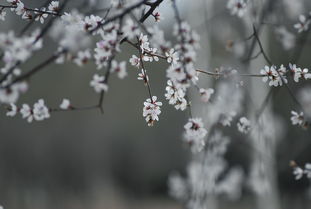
[[289, 63, 302, 82], [139, 33, 150, 53], [137, 69, 149, 83], [35, 8, 48, 24], [129, 54, 140, 68], [82, 15, 103, 31], [111, 60, 127, 79], [165, 48, 179, 64], [90, 74, 108, 93], [0, 9, 6, 21], [304, 163, 311, 178], [290, 110, 305, 126], [199, 88, 214, 103], [184, 118, 207, 142], [293, 166, 304, 180], [153, 12, 162, 22], [227, 0, 247, 18], [74, 49, 91, 66], [33, 99, 50, 121], [165, 80, 187, 111], [20, 104, 33, 123], [143, 96, 162, 126], [122, 19, 140, 40], [237, 117, 251, 134], [6, 103, 17, 117], [294, 15, 310, 33], [15, 1, 25, 16], [48, 1, 59, 13], [301, 68, 311, 80], [219, 111, 236, 127], [260, 65, 283, 87], [275, 27, 295, 50], [60, 99, 71, 110]]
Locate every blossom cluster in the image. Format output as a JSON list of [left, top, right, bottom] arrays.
[[6, 99, 50, 122], [260, 64, 311, 87], [143, 96, 162, 127], [1, 0, 59, 23], [291, 161, 311, 180]]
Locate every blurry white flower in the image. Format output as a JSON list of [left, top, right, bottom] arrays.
[[184, 118, 207, 151], [0, 9, 6, 21], [165, 48, 179, 64], [111, 60, 127, 79], [90, 74, 108, 93], [6, 103, 17, 117], [294, 15, 310, 33], [20, 104, 33, 123], [227, 0, 247, 17], [73, 49, 91, 66], [60, 99, 71, 110], [129, 55, 140, 68], [33, 99, 50, 121], [122, 19, 140, 40], [199, 88, 214, 103], [293, 166, 304, 180], [304, 163, 311, 178], [290, 111, 305, 126], [48, 1, 59, 13], [237, 117, 251, 134]]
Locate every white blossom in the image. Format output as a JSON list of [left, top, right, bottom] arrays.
[[294, 15, 310, 33], [165, 48, 179, 64], [227, 0, 247, 18], [0, 9, 6, 21], [137, 69, 149, 83], [74, 49, 91, 66], [33, 99, 50, 121], [165, 80, 187, 111], [143, 96, 162, 126], [35, 8, 48, 24], [199, 88, 214, 103], [304, 163, 311, 178], [290, 111, 305, 126], [90, 74, 108, 93], [122, 19, 140, 40], [60, 99, 71, 110], [237, 117, 251, 134], [48, 1, 59, 13], [111, 60, 127, 79], [6, 103, 17, 117], [20, 104, 33, 123], [293, 166, 304, 180], [129, 55, 140, 68], [184, 118, 207, 151]]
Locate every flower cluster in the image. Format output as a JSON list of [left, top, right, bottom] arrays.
[[184, 118, 208, 152], [165, 80, 187, 111], [291, 161, 311, 180], [6, 99, 50, 122], [3, 0, 59, 23], [237, 117, 251, 134], [260, 64, 311, 87], [143, 96, 162, 126]]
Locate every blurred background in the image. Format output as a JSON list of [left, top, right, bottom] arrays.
[[1, 0, 311, 208]]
